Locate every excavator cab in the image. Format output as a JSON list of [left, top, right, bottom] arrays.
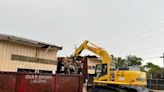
[[95, 63, 116, 81], [95, 64, 107, 79]]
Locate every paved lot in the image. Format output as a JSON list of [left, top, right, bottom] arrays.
[[83, 85, 164, 92], [83, 84, 87, 92], [153, 90, 164, 92]]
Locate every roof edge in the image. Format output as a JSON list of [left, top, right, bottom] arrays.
[[0, 33, 62, 50]]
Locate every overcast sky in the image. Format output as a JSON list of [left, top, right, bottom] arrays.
[[1, 0, 164, 67]]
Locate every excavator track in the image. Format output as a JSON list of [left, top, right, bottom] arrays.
[[87, 85, 151, 92]]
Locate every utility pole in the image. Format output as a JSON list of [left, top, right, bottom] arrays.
[[160, 53, 164, 68], [75, 45, 77, 51]]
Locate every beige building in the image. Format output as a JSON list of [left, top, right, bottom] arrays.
[[86, 56, 102, 74], [0, 34, 62, 74]]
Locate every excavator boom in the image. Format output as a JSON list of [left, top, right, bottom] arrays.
[[71, 40, 111, 64]]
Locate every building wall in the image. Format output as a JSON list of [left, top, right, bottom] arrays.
[[87, 58, 101, 74], [0, 40, 58, 74]]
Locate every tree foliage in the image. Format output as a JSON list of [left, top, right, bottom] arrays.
[[126, 55, 142, 66], [111, 55, 163, 78], [143, 62, 161, 74], [111, 55, 142, 67], [142, 62, 163, 78]]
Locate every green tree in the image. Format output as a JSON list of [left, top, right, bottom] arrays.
[[126, 55, 142, 66], [143, 62, 161, 74], [142, 62, 161, 78], [111, 55, 127, 67], [111, 55, 143, 67]]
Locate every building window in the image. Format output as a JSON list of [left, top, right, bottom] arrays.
[[17, 68, 52, 74], [11, 54, 57, 65], [88, 66, 96, 69], [17, 68, 35, 73], [39, 70, 52, 74]]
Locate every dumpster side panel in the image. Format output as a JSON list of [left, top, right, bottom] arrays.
[[0, 72, 16, 92], [16, 74, 55, 92], [0, 72, 83, 92], [55, 75, 83, 92]]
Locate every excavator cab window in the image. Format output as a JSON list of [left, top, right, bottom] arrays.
[[95, 64, 107, 78]]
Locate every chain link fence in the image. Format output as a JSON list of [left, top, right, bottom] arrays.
[[147, 79, 164, 90]]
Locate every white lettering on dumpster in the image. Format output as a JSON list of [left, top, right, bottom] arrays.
[[25, 75, 52, 84]]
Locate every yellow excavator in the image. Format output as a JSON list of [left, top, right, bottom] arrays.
[[71, 40, 150, 92]]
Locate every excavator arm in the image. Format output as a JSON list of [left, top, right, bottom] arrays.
[[71, 40, 111, 64], [70, 40, 112, 81], [70, 40, 89, 59]]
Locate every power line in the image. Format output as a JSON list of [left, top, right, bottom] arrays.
[[114, 49, 164, 58], [109, 25, 164, 45], [110, 47, 164, 61], [111, 17, 164, 35], [101, 18, 164, 61], [109, 30, 164, 48], [113, 44, 164, 55], [105, 17, 164, 44], [143, 56, 160, 60]]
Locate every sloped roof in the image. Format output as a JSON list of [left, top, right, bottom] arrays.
[[0, 33, 62, 50]]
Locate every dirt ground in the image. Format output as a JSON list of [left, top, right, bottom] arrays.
[[153, 90, 164, 92], [83, 84, 87, 92], [83, 85, 164, 92]]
